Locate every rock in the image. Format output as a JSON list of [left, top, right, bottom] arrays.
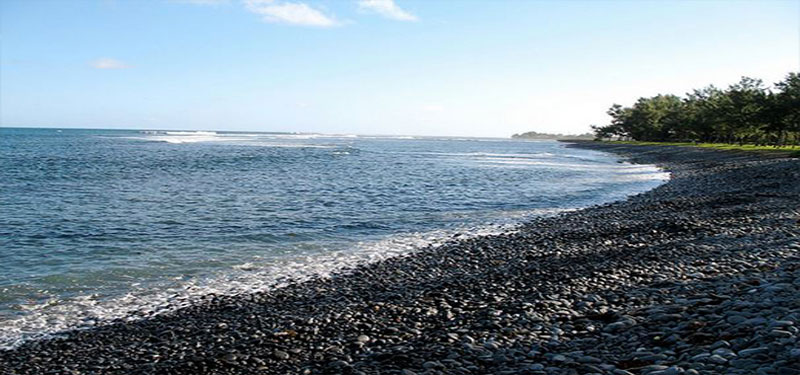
[[707, 354, 728, 364], [727, 315, 747, 324], [777, 368, 800, 375], [641, 365, 669, 373], [220, 353, 237, 364], [712, 347, 736, 358], [730, 359, 758, 369], [650, 366, 684, 375], [744, 317, 769, 326], [273, 350, 290, 360], [739, 347, 770, 357], [604, 318, 636, 333], [577, 355, 602, 363], [769, 330, 793, 338]]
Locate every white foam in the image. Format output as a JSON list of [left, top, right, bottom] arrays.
[[357, 135, 417, 140], [382, 151, 556, 159], [119, 130, 364, 148], [152, 135, 235, 144], [119, 133, 341, 148], [164, 131, 218, 136], [255, 133, 357, 140], [470, 158, 671, 182], [123, 131, 233, 144]]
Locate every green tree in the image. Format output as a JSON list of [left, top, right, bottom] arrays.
[[626, 95, 684, 141], [774, 72, 800, 145], [684, 85, 725, 142], [719, 77, 768, 144], [591, 71, 799, 146]]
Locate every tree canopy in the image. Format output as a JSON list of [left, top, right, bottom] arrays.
[[592, 72, 800, 146]]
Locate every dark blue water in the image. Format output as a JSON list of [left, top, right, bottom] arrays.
[[0, 128, 668, 348]]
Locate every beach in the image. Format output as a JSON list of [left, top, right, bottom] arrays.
[[2, 142, 798, 375]]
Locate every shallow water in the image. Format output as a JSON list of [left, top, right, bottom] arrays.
[[0, 128, 669, 348]]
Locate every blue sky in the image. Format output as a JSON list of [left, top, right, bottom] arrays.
[[1, 0, 798, 137]]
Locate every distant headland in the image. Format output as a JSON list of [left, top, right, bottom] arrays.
[[511, 131, 595, 140]]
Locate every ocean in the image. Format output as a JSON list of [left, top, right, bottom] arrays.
[[0, 127, 669, 348]]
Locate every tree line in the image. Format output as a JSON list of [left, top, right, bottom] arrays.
[[592, 72, 800, 146]]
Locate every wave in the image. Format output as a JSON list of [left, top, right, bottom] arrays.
[[135, 132, 415, 142], [121, 130, 367, 146], [150, 136, 230, 144], [164, 131, 218, 136], [357, 135, 417, 140], [120, 133, 342, 148], [379, 151, 558, 159]]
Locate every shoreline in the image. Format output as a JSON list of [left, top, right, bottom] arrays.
[[2, 143, 799, 375]]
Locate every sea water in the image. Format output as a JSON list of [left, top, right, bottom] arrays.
[[0, 128, 669, 348]]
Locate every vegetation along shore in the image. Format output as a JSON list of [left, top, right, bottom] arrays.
[[591, 72, 800, 147], [2, 143, 798, 375]]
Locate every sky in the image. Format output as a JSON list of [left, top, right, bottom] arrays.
[[1, 0, 798, 137]]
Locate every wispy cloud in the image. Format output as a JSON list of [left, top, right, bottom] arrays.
[[243, 0, 338, 27], [89, 58, 131, 69], [358, 0, 417, 22]]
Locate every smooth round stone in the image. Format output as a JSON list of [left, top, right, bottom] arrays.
[[738, 347, 769, 357], [273, 350, 290, 360], [707, 354, 728, 364], [727, 315, 747, 324]]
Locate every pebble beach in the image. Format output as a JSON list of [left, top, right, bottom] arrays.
[[2, 142, 799, 375]]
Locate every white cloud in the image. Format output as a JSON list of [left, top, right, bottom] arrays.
[[358, 0, 417, 22], [243, 0, 338, 27], [89, 58, 131, 69]]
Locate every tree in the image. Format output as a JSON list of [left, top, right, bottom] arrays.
[[592, 72, 799, 146], [684, 85, 725, 142], [774, 72, 800, 145], [719, 77, 768, 144]]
